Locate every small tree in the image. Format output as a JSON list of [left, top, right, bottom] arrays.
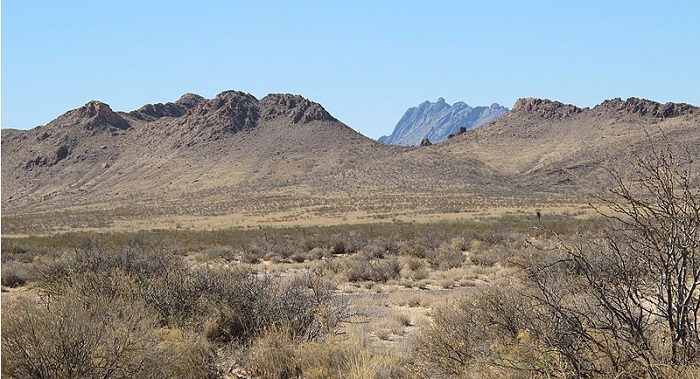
[[599, 140, 700, 364]]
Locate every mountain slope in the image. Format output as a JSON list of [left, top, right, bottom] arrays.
[[1, 91, 404, 216], [379, 98, 508, 146], [3, 91, 509, 220]]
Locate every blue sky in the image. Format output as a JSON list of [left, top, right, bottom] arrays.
[[3, 1, 699, 138]]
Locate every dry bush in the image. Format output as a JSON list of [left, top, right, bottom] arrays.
[[426, 243, 466, 270], [201, 267, 345, 343], [1, 294, 212, 379], [414, 296, 490, 376], [344, 255, 402, 283], [468, 251, 498, 267], [399, 240, 428, 259], [413, 284, 544, 378], [1, 261, 29, 288], [32, 237, 179, 293]]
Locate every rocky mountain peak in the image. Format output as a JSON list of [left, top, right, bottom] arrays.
[[512, 98, 583, 119], [260, 93, 336, 124], [175, 93, 206, 109], [72, 101, 131, 130], [181, 91, 260, 134], [594, 97, 697, 118]]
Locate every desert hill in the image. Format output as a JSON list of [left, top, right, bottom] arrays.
[[436, 97, 699, 193], [2, 92, 698, 234]]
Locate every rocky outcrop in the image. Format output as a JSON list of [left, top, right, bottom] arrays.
[[182, 91, 260, 134], [379, 98, 508, 146], [511, 98, 583, 119], [129, 93, 205, 121], [260, 94, 336, 124], [594, 97, 697, 118], [52, 101, 132, 131], [447, 127, 468, 139]]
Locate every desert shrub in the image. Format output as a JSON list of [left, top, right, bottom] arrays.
[[468, 249, 501, 267], [1, 261, 29, 287], [138, 265, 209, 327], [308, 246, 326, 260], [240, 245, 265, 263], [32, 238, 178, 290], [371, 236, 400, 257], [247, 325, 301, 379], [344, 255, 402, 282], [398, 240, 427, 258], [426, 243, 465, 270], [414, 284, 542, 378], [1, 294, 212, 379], [201, 267, 345, 343], [330, 236, 348, 254], [403, 256, 424, 271], [415, 297, 491, 376]]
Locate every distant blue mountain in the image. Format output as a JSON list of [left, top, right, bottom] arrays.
[[379, 98, 508, 146]]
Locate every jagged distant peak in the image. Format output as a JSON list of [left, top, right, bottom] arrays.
[[381, 98, 508, 146], [594, 97, 697, 118], [511, 98, 583, 119]]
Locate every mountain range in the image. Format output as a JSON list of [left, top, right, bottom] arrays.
[[2, 91, 698, 234], [378, 98, 508, 145]]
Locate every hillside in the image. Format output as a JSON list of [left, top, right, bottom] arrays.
[[2, 93, 698, 234], [2, 91, 510, 233], [379, 98, 508, 146], [438, 97, 700, 193]]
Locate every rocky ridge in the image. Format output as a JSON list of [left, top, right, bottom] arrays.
[[129, 93, 205, 121], [594, 97, 697, 118]]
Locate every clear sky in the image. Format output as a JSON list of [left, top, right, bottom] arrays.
[[2, 0, 699, 139]]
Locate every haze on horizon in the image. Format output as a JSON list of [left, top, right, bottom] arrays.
[[2, 0, 699, 139]]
